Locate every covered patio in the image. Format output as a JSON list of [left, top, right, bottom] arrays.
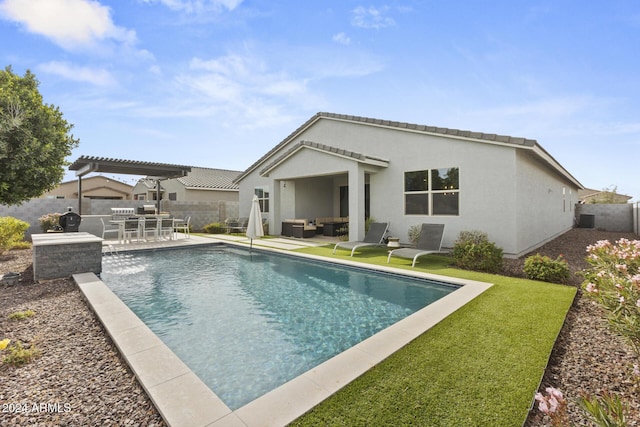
[[253, 141, 389, 241]]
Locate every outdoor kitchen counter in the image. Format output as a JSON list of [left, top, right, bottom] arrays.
[[32, 232, 103, 281]]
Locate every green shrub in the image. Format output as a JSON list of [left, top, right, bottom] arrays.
[[0, 216, 30, 253], [452, 230, 503, 273], [38, 213, 61, 232], [523, 253, 570, 283], [202, 222, 225, 234]]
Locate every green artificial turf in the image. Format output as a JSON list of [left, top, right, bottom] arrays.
[[288, 246, 576, 426]]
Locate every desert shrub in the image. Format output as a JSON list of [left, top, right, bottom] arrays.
[[408, 225, 421, 245], [365, 217, 376, 233], [1, 340, 41, 366], [456, 230, 489, 245], [38, 213, 61, 232], [452, 230, 503, 273], [202, 222, 225, 234], [8, 309, 36, 320], [0, 216, 30, 253], [524, 254, 570, 283]]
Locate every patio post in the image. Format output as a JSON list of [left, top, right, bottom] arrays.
[[270, 178, 281, 236], [348, 164, 366, 241], [156, 179, 161, 214], [77, 176, 82, 215]]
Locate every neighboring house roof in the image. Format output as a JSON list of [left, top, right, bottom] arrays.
[[136, 167, 241, 191], [176, 167, 241, 191], [134, 179, 159, 190], [578, 188, 632, 203], [235, 112, 583, 188], [57, 174, 133, 187]]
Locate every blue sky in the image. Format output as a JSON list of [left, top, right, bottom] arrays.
[[1, 0, 639, 200]]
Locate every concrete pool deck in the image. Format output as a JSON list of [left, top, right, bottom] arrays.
[[79, 234, 492, 426]]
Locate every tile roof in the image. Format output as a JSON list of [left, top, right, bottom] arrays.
[[260, 140, 389, 176], [235, 112, 539, 183], [176, 167, 241, 190], [316, 112, 537, 147]]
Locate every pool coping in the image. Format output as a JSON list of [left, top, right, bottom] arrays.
[[75, 240, 492, 427]]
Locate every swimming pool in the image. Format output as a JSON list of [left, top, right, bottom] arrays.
[[100, 246, 458, 410]]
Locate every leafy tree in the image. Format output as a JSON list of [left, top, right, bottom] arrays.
[[0, 66, 79, 205]]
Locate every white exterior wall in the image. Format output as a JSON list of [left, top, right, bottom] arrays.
[[514, 151, 578, 255], [295, 119, 522, 251], [238, 117, 579, 256], [161, 179, 187, 200]]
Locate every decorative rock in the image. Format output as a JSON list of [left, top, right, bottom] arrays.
[[0, 272, 21, 286]]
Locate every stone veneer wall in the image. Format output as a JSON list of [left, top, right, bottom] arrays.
[[32, 233, 102, 281]]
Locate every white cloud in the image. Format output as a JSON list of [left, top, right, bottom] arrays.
[[37, 61, 116, 86], [332, 32, 351, 45], [183, 54, 312, 110], [351, 6, 395, 29], [0, 0, 136, 51], [127, 52, 321, 131], [140, 0, 243, 13]]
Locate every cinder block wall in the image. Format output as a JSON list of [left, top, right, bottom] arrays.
[[0, 199, 239, 238], [575, 203, 634, 232]]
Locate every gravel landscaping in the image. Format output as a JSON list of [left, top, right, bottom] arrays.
[[0, 260, 165, 426], [1, 228, 639, 426]]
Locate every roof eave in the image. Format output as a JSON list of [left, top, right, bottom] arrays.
[[259, 141, 389, 177], [530, 144, 584, 189]]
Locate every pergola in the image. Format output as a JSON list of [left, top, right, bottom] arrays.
[[68, 156, 191, 215]]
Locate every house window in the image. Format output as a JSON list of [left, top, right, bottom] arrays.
[[255, 187, 269, 213], [404, 168, 459, 216], [569, 189, 573, 211], [169, 192, 177, 201]]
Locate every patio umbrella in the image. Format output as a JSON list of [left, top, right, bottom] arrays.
[[246, 194, 264, 251]]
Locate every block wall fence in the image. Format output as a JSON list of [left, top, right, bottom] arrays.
[[0, 199, 239, 239], [575, 203, 638, 234]]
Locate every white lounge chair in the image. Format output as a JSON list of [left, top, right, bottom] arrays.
[[333, 222, 389, 256], [387, 223, 445, 267]]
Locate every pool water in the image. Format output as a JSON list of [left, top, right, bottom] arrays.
[[100, 246, 457, 410]]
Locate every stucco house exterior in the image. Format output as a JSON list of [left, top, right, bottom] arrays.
[[235, 112, 584, 258], [578, 188, 632, 204], [39, 175, 134, 200], [132, 166, 241, 203]]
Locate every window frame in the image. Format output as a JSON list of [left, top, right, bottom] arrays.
[[404, 167, 460, 216], [254, 186, 270, 213]]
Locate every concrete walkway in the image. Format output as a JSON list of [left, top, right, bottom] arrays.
[[101, 233, 336, 253]]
